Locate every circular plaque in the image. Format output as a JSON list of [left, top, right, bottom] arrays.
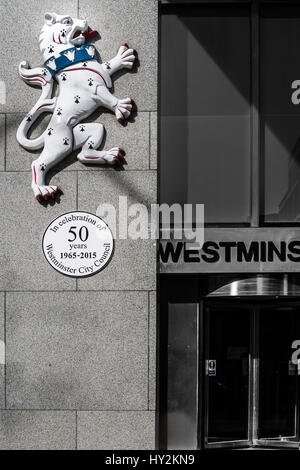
[[42, 211, 114, 277]]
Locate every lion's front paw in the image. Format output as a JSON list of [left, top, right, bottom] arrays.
[[105, 147, 126, 166], [115, 98, 136, 125], [116, 43, 136, 69], [32, 185, 63, 202]]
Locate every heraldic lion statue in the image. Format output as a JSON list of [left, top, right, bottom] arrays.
[[17, 12, 137, 201]]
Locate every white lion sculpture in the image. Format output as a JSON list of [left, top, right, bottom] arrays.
[[17, 12, 137, 201]]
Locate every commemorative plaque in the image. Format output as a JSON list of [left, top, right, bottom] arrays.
[[42, 211, 114, 277]]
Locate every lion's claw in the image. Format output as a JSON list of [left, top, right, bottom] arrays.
[[115, 97, 136, 124], [117, 43, 136, 69], [32, 185, 62, 202], [101, 147, 126, 166], [130, 99, 137, 113]]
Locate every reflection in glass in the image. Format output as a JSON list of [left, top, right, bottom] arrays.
[[161, 7, 251, 223], [207, 303, 250, 442], [258, 306, 299, 440], [261, 7, 300, 222]]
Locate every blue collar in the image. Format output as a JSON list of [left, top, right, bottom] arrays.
[[44, 44, 96, 78]]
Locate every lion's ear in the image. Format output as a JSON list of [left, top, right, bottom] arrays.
[[44, 12, 56, 25]]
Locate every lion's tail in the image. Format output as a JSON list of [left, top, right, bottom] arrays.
[[16, 61, 56, 150]]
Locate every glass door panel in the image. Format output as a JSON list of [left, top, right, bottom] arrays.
[[205, 302, 251, 447], [256, 304, 300, 447]]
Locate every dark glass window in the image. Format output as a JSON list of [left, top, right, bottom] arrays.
[[161, 6, 251, 224], [260, 6, 300, 223]]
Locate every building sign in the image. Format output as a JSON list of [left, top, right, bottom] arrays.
[[43, 211, 114, 277], [207, 360, 216, 376], [160, 228, 300, 273]]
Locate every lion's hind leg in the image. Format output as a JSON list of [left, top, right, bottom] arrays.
[[74, 123, 125, 166], [31, 125, 72, 201]]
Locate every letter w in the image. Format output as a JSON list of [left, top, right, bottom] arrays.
[[159, 242, 183, 263]]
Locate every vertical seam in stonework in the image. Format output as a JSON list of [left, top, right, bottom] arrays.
[[75, 411, 78, 450], [147, 291, 150, 410], [4, 292, 6, 409], [4, 114, 6, 171], [149, 112, 151, 169]]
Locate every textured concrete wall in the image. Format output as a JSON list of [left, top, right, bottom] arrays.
[[0, 0, 157, 449]]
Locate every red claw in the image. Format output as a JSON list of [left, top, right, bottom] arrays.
[[118, 118, 124, 126], [130, 100, 137, 115], [119, 148, 126, 156], [122, 43, 129, 48]]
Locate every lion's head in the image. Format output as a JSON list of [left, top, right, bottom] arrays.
[[39, 12, 90, 61]]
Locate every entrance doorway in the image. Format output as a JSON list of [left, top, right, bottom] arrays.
[[205, 301, 300, 448], [160, 275, 300, 449]]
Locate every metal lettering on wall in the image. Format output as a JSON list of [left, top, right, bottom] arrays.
[[17, 12, 137, 202], [160, 228, 300, 273]]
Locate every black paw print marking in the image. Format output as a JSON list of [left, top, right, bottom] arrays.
[[48, 45, 54, 53], [26, 114, 32, 122], [42, 69, 48, 76], [88, 78, 93, 86], [79, 125, 86, 132], [60, 29, 67, 38], [47, 127, 53, 136], [57, 107, 62, 115], [88, 141, 94, 149], [82, 62, 88, 67], [74, 95, 80, 104], [61, 73, 67, 81], [40, 163, 46, 172], [63, 137, 70, 146], [104, 62, 111, 70]]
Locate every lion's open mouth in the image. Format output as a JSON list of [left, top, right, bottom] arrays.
[[73, 29, 98, 40]]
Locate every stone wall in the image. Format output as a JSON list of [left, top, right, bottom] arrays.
[[0, 0, 157, 449]]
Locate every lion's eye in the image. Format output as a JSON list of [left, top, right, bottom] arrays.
[[62, 18, 72, 25]]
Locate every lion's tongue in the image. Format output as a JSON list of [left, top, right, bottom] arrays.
[[74, 29, 98, 39]]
